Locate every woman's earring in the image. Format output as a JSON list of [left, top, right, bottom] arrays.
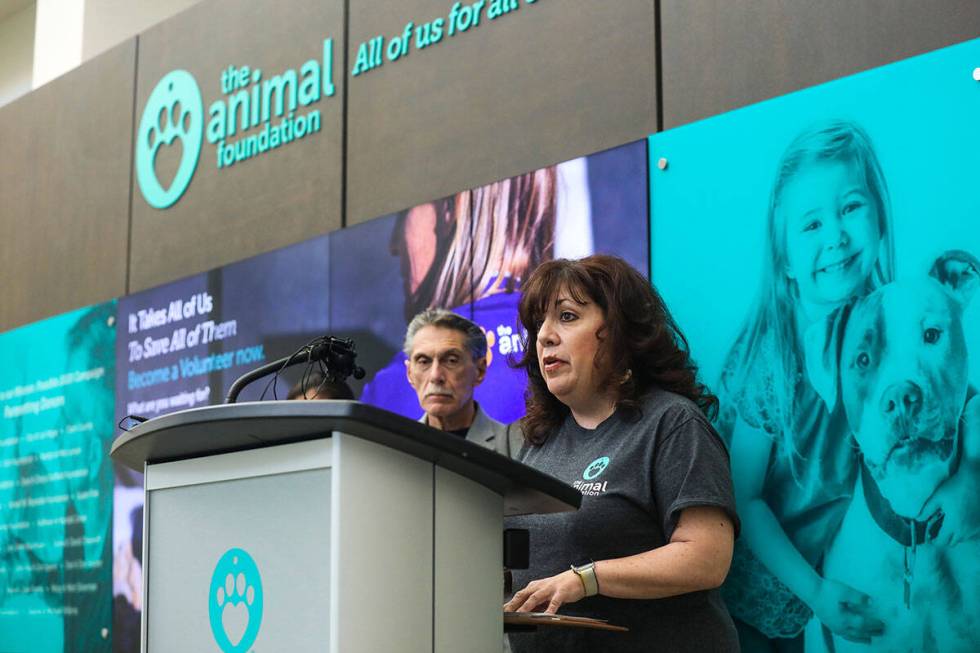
[[620, 369, 633, 384]]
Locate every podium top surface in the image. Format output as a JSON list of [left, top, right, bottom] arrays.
[[110, 400, 580, 516]]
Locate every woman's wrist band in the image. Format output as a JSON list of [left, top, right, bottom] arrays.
[[570, 561, 599, 597]]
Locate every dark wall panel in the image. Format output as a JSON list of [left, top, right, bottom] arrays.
[[128, 0, 345, 292], [346, 0, 657, 225], [0, 40, 135, 332], [661, 0, 980, 129]]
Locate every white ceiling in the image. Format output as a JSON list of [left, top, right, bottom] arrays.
[[0, 0, 33, 23]]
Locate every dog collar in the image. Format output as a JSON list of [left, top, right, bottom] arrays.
[[861, 461, 945, 609], [860, 462, 945, 547]]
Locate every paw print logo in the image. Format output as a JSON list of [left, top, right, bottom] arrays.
[[482, 326, 495, 366], [583, 456, 610, 481], [208, 548, 263, 653], [136, 70, 203, 209]]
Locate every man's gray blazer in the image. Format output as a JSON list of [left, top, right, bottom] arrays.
[[421, 403, 523, 459]]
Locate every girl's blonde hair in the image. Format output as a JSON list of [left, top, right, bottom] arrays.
[[720, 120, 895, 480], [400, 167, 557, 319]]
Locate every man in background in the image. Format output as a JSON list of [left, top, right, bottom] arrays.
[[404, 309, 516, 455], [405, 309, 521, 653]]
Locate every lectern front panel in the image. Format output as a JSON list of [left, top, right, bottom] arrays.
[[144, 440, 331, 652]]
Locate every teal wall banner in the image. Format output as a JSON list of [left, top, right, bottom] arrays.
[[650, 38, 980, 651], [0, 302, 116, 653]]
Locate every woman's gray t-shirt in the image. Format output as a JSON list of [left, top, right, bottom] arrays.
[[507, 388, 740, 653]]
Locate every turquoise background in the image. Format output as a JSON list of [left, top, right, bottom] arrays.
[[650, 38, 980, 650], [0, 302, 116, 653], [650, 38, 980, 386], [208, 547, 264, 653]]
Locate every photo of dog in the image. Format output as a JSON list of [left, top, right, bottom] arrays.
[[645, 38, 980, 652], [804, 250, 980, 651]]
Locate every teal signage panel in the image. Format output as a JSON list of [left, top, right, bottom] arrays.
[[0, 302, 116, 653], [649, 38, 980, 651]]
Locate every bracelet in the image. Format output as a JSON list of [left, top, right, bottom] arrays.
[[570, 561, 599, 597]]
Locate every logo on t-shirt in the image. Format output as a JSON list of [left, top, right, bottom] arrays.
[[583, 456, 610, 480], [573, 456, 611, 496]]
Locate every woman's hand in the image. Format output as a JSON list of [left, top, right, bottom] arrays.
[[811, 578, 885, 643], [503, 569, 586, 614]]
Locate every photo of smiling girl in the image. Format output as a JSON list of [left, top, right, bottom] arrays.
[[715, 120, 896, 651]]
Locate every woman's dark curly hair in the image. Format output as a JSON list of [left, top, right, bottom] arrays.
[[516, 254, 718, 445]]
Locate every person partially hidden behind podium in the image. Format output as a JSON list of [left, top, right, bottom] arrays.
[[403, 309, 514, 453], [287, 371, 354, 400], [504, 255, 740, 652]]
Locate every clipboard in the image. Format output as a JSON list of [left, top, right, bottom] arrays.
[[504, 611, 629, 632]]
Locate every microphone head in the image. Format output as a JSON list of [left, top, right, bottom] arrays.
[[308, 336, 365, 383]]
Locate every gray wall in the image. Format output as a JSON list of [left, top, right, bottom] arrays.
[[128, 0, 345, 292], [82, 0, 204, 63], [0, 0, 978, 330], [0, 40, 135, 331], [0, 2, 35, 108], [660, 0, 980, 128], [345, 0, 657, 225]]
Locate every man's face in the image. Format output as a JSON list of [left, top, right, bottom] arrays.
[[406, 326, 486, 422]]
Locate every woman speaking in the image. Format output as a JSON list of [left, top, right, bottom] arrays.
[[504, 255, 740, 652]]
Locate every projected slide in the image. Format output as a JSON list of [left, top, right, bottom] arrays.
[[650, 38, 980, 652], [115, 235, 332, 419], [341, 139, 649, 424], [0, 302, 116, 653]]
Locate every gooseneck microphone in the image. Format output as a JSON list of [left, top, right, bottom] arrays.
[[225, 335, 365, 404]]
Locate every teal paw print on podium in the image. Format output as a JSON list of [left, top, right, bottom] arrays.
[[209, 548, 264, 653], [136, 70, 203, 209]]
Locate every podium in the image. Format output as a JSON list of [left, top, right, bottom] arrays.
[[110, 400, 579, 653]]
